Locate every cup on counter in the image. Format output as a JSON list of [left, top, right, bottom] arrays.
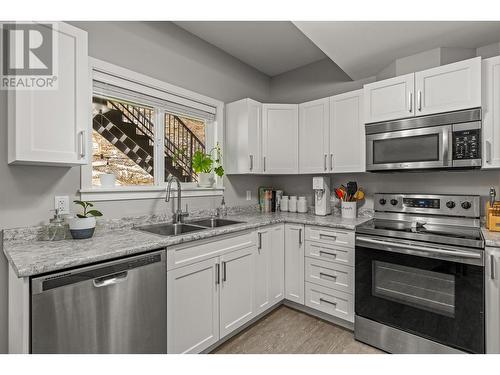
[[280, 196, 289, 212], [289, 196, 297, 213], [341, 201, 357, 219], [297, 196, 307, 213]]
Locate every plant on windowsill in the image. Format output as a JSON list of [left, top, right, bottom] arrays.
[[68, 200, 103, 240], [192, 143, 224, 188]]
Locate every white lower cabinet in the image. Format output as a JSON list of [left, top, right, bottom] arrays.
[[305, 282, 354, 322], [255, 224, 285, 314], [220, 247, 256, 338], [167, 257, 220, 354], [284, 224, 305, 304], [486, 246, 500, 353]]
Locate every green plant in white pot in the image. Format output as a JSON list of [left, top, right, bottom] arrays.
[[68, 200, 103, 240], [192, 143, 224, 188]]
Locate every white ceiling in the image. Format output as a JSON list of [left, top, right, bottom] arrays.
[[293, 21, 500, 80], [174, 21, 326, 77]]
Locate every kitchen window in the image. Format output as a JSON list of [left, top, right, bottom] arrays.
[[80, 58, 224, 201]]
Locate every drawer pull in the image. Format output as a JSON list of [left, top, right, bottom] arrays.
[[319, 298, 337, 306], [319, 272, 337, 280], [319, 234, 337, 241], [319, 250, 337, 258]]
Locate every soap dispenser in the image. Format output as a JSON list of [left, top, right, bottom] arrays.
[[47, 208, 67, 241], [217, 196, 228, 217]]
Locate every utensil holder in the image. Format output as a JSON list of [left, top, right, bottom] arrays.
[[341, 201, 357, 219]]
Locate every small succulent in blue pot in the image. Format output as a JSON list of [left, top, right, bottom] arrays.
[[68, 200, 103, 240]]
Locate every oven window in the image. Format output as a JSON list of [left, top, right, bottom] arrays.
[[372, 261, 455, 317], [373, 134, 440, 164]]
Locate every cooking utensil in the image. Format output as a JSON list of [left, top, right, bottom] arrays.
[[354, 189, 365, 201]]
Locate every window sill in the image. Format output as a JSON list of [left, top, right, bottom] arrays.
[[79, 185, 224, 202]]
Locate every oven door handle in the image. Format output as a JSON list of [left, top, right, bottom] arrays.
[[356, 236, 481, 259]]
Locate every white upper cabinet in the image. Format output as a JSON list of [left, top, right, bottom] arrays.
[[299, 98, 330, 173], [415, 57, 481, 116], [225, 98, 263, 174], [482, 56, 500, 169], [363, 73, 415, 123], [262, 104, 299, 174], [330, 90, 365, 173], [8, 22, 90, 166]]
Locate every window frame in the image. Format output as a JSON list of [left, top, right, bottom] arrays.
[[80, 58, 225, 202]]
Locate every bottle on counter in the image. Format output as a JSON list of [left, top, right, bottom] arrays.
[[217, 195, 228, 217], [47, 208, 66, 241]]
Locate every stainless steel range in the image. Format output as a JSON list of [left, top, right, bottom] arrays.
[[355, 193, 485, 354]]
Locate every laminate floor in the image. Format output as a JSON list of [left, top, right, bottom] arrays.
[[212, 306, 384, 354]]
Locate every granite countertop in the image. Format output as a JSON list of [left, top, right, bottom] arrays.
[[481, 227, 500, 248], [3, 211, 372, 278]]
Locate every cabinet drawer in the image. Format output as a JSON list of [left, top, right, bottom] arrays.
[[167, 230, 255, 270], [305, 241, 353, 266], [305, 258, 353, 294], [305, 282, 354, 323], [305, 226, 354, 248]]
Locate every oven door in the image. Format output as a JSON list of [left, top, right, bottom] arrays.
[[366, 125, 452, 171], [355, 235, 485, 353]]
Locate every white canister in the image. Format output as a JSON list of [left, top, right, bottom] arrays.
[[289, 196, 297, 213], [280, 196, 289, 212], [341, 201, 357, 219], [99, 173, 116, 187], [297, 196, 307, 213]]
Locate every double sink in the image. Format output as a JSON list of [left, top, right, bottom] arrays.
[[137, 217, 244, 237]]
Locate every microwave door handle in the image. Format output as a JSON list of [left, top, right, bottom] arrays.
[[442, 127, 451, 167]]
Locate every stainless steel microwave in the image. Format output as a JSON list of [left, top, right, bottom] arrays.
[[365, 108, 482, 172]]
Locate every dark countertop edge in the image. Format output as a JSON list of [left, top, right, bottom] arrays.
[[5, 214, 372, 278]]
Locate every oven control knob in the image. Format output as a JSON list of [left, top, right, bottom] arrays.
[[379, 198, 386, 205], [390, 199, 398, 206], [446, 201, 456, 209], [461, 201, 472, 210]]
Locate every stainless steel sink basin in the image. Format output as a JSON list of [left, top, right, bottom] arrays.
[[137, 223, 206, 236], [189, 218, 244, 228]]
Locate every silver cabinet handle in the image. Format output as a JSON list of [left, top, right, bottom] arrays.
[[215, 263, 220, 285], [222, 261, 227, 282], [79, 130, 86, 158], [491, 254, 496, 280], [298, 228, 303, 245], [408, 92, 413, 112], [319, 272, 337, 280], [258, 232, 262, 250], [93, 271, 128, 288], [263, 156, 266, 172], [486, 140, 492, 163], [249, 154, 253, 171], [330, 154, 334, 171], [319, 298, 337, 306], [418, 90, 422, 111], [319, 250, 337, 258], [324, 154, 327, 171]]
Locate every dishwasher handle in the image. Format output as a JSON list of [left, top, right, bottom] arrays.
[[93, 271, 128, 288]]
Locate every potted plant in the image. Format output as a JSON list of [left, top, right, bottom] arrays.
[[68, 200, 103, 239], [192, 143, 224, 188]]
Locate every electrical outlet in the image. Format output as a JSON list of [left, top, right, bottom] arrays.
[[54, 196, 70, 215], [246, 190, 252, 201]]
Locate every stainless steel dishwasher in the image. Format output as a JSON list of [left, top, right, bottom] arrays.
[[31, 250, 167, 354]]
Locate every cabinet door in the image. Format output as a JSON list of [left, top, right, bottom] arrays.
[[225, 98, 262, 174], [255, 228, 271, 314], [330, 90, 365, 172], [269, 224, 285, 305], [284, 224, 305, 304], [8, 22, 90, 166], [220, 246, 256, 338], [486, 247, 500, 354], [299, 98, 330, 173], [262, 104, 299, 174], [363, 73, 414, 123], [482, 56, 500, 169], [167, 258, 220, 354], [415, 57, 481, 116]]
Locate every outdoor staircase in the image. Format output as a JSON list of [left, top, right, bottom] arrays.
[[92, 97, 205, 182]]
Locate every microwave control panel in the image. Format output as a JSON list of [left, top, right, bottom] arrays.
[[453, 129, 480, 160]]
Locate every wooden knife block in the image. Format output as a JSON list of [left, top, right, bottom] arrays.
[[487, 201, 500, 231]]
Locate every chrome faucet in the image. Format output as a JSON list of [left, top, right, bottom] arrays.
[[165, 175, 189, 224]]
